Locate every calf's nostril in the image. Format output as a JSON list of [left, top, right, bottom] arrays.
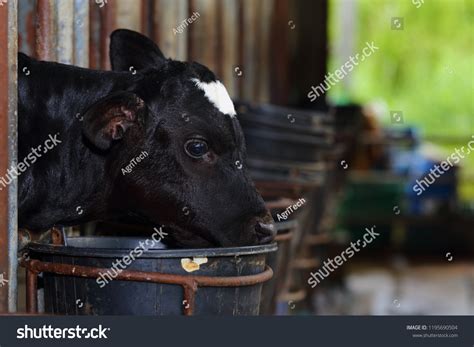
[[256, 222, 275, 235], [255, 221, 276, 243]]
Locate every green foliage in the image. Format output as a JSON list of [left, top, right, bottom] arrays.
[[328, 0, 474, 200], [329, 0, 473, 135]]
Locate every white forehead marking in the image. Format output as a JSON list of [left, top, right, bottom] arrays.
[[191, 78, 237, 117]]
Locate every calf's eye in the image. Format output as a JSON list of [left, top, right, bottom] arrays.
[[184, 139, 209, 158]]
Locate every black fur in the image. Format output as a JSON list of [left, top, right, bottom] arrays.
[[18, 29, 274, 248]]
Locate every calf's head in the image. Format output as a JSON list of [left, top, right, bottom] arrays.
[[82, 29, 275, 247]]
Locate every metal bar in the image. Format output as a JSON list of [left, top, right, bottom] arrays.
[[182, 281, 197, 316], [55, 0, 74, 64], [22, 259, 273, 288], [186, 0, 193, 61], [154, 0, 188, 60], [289, 0, 328, 108], [241, 0, 258, 101], [220, 0, 238, 97], [26, 269, 38, 313], [0, 0, 18, 314], [215, 0, 223, 79], [89, 0, 101, 69], [74, 0, 90, 68], [7, 0, 18, 313], [22, 259, 273, 315], [269, 0, 289, 105], [188, 0, 218, 72], [255, 0, 272, 103], [116, 0, 141, 33], [18, 0, 36, 56], [140, 0, 155, 37], [99, 0, 116, 70], [0, 0, 9, 314], [236, 0, 244, 98], [334, 0, 356, 93], [35, 0, 54, 60]]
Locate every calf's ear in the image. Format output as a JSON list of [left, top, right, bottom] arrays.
[[110, 29, 166, 71], [82, 92, 146, 150]]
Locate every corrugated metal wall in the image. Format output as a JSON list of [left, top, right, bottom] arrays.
[[17, 0, 327, 106]]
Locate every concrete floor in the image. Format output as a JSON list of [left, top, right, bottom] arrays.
[[314, 261, 474, 315]]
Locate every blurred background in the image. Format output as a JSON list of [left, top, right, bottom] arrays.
[[3, 0, 473, 315]]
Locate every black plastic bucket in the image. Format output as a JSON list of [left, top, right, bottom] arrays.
[[259, 220, 298, 314], [235, 101, 334, 163], [27, 237, 277, 315]]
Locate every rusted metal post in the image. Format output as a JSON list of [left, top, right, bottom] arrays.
[[182, 281, 198, 316], [241, 0, 258, 101], [0, 0, 18, 314], [74, 0, 90, 68], [35, 0, 54, 61], [18, 0, 36, 56], [288, 0, 328, 108], [0, 0, 10, 314], [26, 270, 38, 313], [188, 0, 218, 73], [236, 0, 244, 98], [99, 0, 116, 70], [7, 0, 18, 313], [255, 0, 272, 103], [116, 0, 141, 33], [88, 0, 116, 69], [89, 0, 101, 69], [269, 0, 289, 105], [140, 0, 155, 37], [154, 0, 188, 60], [219, 0, 238, 98], [55, 0, 74, 64]]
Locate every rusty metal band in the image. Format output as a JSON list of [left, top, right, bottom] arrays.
[[21, 259, 273, 315]]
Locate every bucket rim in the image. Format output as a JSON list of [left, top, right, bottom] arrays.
[[26, 237, 278, 259], [274, 220, 299, 231]]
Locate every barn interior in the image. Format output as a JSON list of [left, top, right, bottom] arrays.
[[0, 0, 473, 316]]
